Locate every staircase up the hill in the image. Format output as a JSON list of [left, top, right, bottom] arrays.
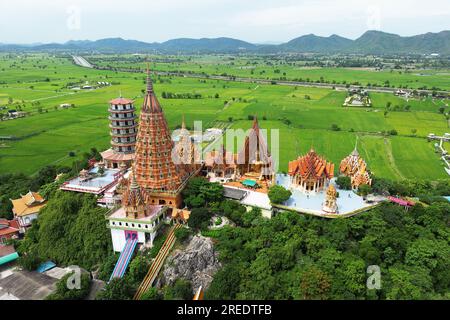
[[133, 224, 182, 300]]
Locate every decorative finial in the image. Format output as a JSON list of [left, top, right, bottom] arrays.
[[181, 114, 186, 130], [130, 165, 139, 190], [251, 115, 260, 132], [352, 136, 360, 156], [146, 62, 153, 93]]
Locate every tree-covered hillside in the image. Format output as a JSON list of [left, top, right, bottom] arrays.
[[206, 202, 450, 300]]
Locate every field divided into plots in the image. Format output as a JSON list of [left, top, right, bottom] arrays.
[[0, 53, 447, 180]]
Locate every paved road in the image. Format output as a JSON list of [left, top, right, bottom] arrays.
[[72, 55, 94, 68]]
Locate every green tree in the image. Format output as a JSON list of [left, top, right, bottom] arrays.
[[297, 266, 331, 300], [19, 192, 112, 270], [268, 185, 292, 204], [164, 279, 192, 300], [127, 254, 151, 286], [175, 227, 192, 243], [336, 176, 352, 190], [206, 264, 242, 300], [358, 184, 372, 198], [187, 207, 211, 231], [97, 278, 134, 300], [46, 272, 91, 300], [141, 287, 162, 300]]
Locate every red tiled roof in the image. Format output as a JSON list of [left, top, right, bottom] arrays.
[[101, 149, 135, 162], [288, 148, 334, 179], [0, 219, 20, 237], [110, 98, 134, 105]]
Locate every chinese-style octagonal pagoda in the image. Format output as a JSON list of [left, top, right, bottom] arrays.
[[101, 96, 137, 169]]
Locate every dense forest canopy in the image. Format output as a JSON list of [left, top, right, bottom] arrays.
[[206, 202, 450, 300], [17, 191, 112, 270]]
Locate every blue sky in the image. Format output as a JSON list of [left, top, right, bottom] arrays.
[[0, 0, 449, 43]]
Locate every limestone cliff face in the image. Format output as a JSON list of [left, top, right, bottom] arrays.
[[159, 235, 221, 292]]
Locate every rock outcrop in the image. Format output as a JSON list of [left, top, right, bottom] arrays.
[[159, 235, 221, 292]]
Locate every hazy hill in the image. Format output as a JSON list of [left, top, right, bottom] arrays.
[[280, 34, 353, 52], [160, 37, 257, 53], [0, 31, 448, 54], [352, 30, 450, 54]]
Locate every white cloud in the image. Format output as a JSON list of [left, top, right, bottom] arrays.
[[0, 0, 448, 43]]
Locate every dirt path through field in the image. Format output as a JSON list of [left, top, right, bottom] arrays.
[[383, 138, 405, 180]]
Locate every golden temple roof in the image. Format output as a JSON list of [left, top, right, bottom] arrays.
[[11, 191, 46, 217]]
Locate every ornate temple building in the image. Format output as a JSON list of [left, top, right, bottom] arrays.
[[107, 168, 168, 252], [339, 146, 372, 190], [204, 145, 237, 181], [322, 184, 338, 214], [107, 67, 201, 251], [288, 148, 334, 193], [236, 116, 275, 183], [11, 191, 46, 233], [101, 96, 137, 169], [132, 67, 193, 208], [172, 115, 201, 175]]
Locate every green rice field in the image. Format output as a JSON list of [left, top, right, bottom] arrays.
[[0, 53, 448, 180]]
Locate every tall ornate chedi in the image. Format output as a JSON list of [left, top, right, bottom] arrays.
[[101, 96, 137, 168], [322, 184, 338, 214], [133, 67, 190, 208]]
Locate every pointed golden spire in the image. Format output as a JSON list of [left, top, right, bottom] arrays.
[[252, 115, 259, 130], [129, 165, 139, 190], [146, 62, 153, 93], [181, 114, 186, 130]]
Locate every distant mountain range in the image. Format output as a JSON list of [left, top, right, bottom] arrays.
[[1, 30, 449, 55]]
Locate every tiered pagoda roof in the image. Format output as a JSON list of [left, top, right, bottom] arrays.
[[122, 170, 147, 209], [133, 66, 187, 192], [288, 148, 334, 180], [340, 148, 364, 175], [339, 145, 372, 187], [101, 94, 137, 167], [110, 97, 134, 105]]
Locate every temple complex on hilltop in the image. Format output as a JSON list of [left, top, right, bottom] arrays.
[[339, 145, 372, 190], [288, 148, 334, 193], [100, 96, 137, 169], [322, 184, 338, 214], [132, 67, 193, 208]]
